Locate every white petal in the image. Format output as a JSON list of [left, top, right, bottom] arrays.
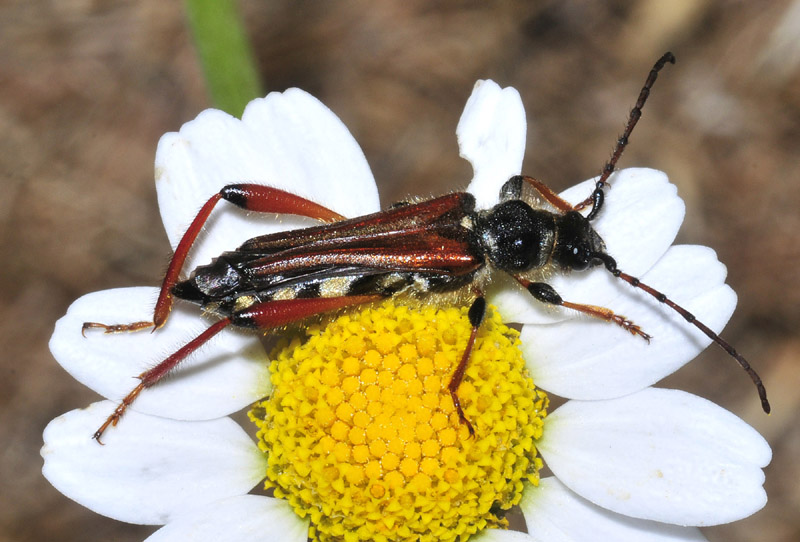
[[472, 529, 536, 542], [240, 89, 380, 218], [492, 169, 685, 324], [144, 495, 308, 542], [522, 245, 736, 399], [458, 80, 526, 210], [50, 288, 271, 420], [155, 88, 379, 271], [521, 478, 708, 541], [538, 388, 771, 526], [41, 401, 267, 525]]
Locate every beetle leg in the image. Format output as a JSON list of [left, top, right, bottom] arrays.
[[501, 175, 576, 213], [152, 185, 348, 329], [93, 317, 232, 443], [447, 296, 486, 437], [83, 184, 346, 333], [92, 294, 381, 442], [517, 278, 652, 342], [228, 295, 382, 329], [81, 320, 154, 336]]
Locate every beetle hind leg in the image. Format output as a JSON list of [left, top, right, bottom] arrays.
[[92, 317, 232, 443], [92, 295, 383, 442]]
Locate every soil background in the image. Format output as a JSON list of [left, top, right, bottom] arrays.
[[2, 1, 799, 541]]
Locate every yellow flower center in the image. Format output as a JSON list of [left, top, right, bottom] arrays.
[[249, 301, 548, 542]]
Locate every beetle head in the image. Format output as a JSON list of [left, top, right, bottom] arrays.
[[553, 211, 607, 271]]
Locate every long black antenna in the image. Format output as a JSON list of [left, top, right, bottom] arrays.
[[579, 52, 676, 220], [593, 252, 770, 414]]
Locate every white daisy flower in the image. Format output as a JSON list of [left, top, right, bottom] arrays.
[[43, 81, 770, 542]]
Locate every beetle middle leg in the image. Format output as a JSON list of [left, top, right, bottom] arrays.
[[83, 184, 346, 334], [517, 278, 652, 341], [447, 296, 487, 437]]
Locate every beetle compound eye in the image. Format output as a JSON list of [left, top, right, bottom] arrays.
[[555, 242, 592, 271]]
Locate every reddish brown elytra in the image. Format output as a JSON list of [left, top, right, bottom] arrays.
[[84, 52, 768, 442]]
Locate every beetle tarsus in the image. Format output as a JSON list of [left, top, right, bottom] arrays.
[[93, 381, 145, 444], [450, 392, 475, 438], [613, 315, 652, 343], [81, 320, 154, 337]]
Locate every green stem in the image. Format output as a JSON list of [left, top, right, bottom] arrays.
[[185, 0, 263, 117]]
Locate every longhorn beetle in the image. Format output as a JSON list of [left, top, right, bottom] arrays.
[[84, 52, 770, 442]]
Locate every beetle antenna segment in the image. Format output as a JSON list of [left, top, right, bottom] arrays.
[[594, 252, 770, 414], [579, 52, 676, 220]]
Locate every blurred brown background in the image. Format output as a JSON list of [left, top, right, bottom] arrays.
[[2, 1, 798, 541]]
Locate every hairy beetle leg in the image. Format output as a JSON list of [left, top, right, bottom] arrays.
[[92, 317, 232, 443], [81, 320, 154, 337], [561, 301, 652, 342], [501, 175, 577, 213], [91, 295, 381, 442], [447, 296, 486, 438], [448, 324, 478, 438], [93, 381, 145, 445], [520, 279, 652, 342]]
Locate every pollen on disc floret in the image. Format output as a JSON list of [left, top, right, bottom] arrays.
[[249, 301, 548, 542]]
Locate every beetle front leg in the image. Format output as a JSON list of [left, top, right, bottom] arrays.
[[500, 175, 577, 213], [517, 278, 652, 342]]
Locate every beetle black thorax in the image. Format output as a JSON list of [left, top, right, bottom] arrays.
[[474, 200, 609, 274], [474, 200, 557, 273]]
